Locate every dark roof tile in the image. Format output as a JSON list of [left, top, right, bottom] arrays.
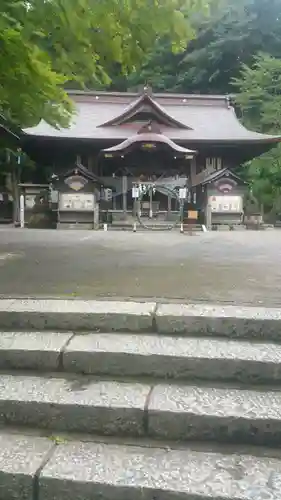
[[23, 91, 281, 144]]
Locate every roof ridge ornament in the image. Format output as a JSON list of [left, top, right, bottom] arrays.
[[143, 84, 152, 96]]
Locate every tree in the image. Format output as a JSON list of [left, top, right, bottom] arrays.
[[178, 0, 281, 94], [0, 145, 33, 223], [0, 0, 207, 128], [123, 0, 281, 94], [233, 54, 281, 216]]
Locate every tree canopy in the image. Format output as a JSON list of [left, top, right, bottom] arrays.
[[121, 0, 281, 94], [2, 0, 281, 215], [233, 54, 281, 215], [0, 0, 208, 128], [111, 0, 281, 215]]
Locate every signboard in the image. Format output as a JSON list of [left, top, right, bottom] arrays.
[[25, 194, 35, 209], [132, 187, 140, 199], [209, 195, 243, 213], [59, 193, 94, 211], [141, 143, 156, 150], [179, 187, 187, 200]]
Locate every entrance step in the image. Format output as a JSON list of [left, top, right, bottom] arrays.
[[2, 430, 281, 500], [1, 331, 281, 385], [1, 299, 281, 341], [0, 371, 281, 446], [1, 299, 281, 498], [108, 222, 203, 232]]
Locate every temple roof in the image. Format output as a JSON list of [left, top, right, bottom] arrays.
[[101, 121, 196, 156], [201, 168, 247, 185], [62, 162, 101, 182], [23, 89, 281, 145], [99, 92, 191, 129]]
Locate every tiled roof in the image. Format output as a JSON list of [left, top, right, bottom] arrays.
[[23, 91, 281, 144], [62, 162, 101, 182], [99, 93, 191, 129], [201, 168, 247, 185]]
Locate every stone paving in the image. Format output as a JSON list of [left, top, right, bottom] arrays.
[[0, 227, 281, 305]]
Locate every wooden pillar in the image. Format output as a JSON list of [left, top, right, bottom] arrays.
[[149, 187, 153, 218], [206, 201, 212, 230], [88, 156, 93, 172], [112, 194, 117, 211], [167, 193, 172, 219], [122, 175, 127, 216], [189, 157, 196, 196]]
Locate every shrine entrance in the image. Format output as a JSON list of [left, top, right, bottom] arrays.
[[98, 122, 196, 230], [131, 180, 187, 230]]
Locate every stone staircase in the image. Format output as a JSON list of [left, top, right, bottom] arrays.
[[1, 298, 281, 499]]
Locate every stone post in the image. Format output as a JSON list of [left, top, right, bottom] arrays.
[[93, 194, 99, 230]]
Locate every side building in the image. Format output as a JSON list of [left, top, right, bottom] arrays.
[[21, 87, 281, 228]]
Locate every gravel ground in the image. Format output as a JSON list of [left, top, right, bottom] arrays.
[[0, 227, 280, 305]]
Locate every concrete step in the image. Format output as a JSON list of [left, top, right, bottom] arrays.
[[1, 299, 281, 341], [2, 430, 281, 500], [1, 372, 281, 446], [1, 331, 281, 385]]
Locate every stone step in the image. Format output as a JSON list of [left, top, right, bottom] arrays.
[[1, 331, 281, 385], [2, 430, 281, 500], [63, 332, 281, 384], [1, 299, 281, 341], [1, 372, 281, 446]]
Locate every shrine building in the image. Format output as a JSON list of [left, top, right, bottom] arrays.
[[20, 87, 281, 228]]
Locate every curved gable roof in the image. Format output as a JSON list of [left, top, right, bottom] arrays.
[[98, 92, 191, 129], [101, 133, 196, 156]]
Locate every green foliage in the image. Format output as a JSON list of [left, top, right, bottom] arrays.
[[178, 0, 281, 94], [0, 0, 196, 128], [111, 0, 219, 91], [124, 39, 184, 92], [122, 0, 281, 94], [233, 54, 281, 214], [116, 0, 281, 215]]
